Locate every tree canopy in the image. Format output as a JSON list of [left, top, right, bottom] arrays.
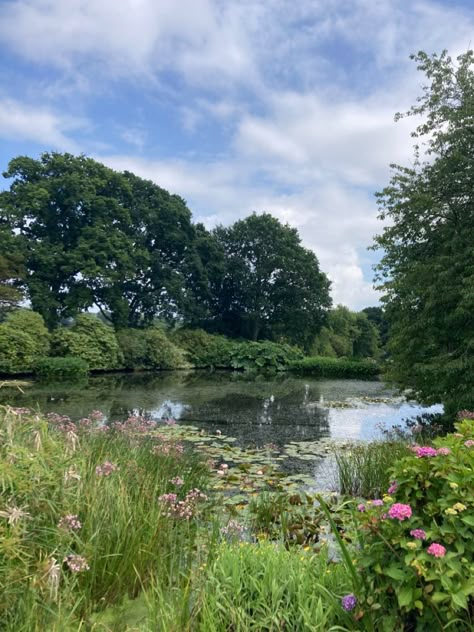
[[210, 213, 331, 348], [373, 50, 474, 414]]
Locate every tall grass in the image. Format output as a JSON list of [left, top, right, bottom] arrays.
[[334, 441, 411, 498], [289, 356, 379, 379]]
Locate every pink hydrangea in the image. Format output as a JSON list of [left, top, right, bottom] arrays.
[[464, 440, 474, 448], [415, 446, 437, 458], [427, 543, 446, 558], [436, 447, 451, 456], [388, 503, 412, 521], [371, 499, 384, 506], [410, 529, 426, 540], [357, 504, 366, 512]]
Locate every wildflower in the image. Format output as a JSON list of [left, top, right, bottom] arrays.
[[387, 481, 398, 495], [95, 461, 118, 476], [216, 430, 222, 436], [64, 466, 81, 482], [357, 504, 366, 512], [406, 542, 418, 550], [170, 476, 184, 486], [63, 554, 89, 572], [427, 543, 446, 558], [58, 514, 82, 531], [256, 470, 263, 476], [452, 503, 466, 512], [415, 446, 437, 458], [371, 499, 384, 506], [220, 520, 245, 538], [341, 594, 357, 611], [464, 440, 474, 448], [45, 557, 61, 601], [388, 503, 412, 521], [444, 508, 457, 516], [449, 482, 459, 489], [164, 418, 176, 426], [436, 447, 451, 456], [90, 410, 104, 420], [0, 504, 31, 526], [410, 529, 426, 540]]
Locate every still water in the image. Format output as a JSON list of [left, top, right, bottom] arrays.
[[1, 371, 442, 449]]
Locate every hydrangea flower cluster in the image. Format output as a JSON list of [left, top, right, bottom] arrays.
[[95, 461, 118, 476], [414, 446, 438, 458], [427, 543, 446, 558], [410, 529, 426, 540], [58, 514, 82, 531], [341, 594, 357, 611], [388, 503, 412, 521]]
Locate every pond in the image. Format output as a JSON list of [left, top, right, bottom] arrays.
[[1, 372, 441, 490]]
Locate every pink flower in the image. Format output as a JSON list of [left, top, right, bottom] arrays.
[[436, 447, 451, 456], [427, 543, 446, 558], [95, 461, 118, 476], [371, 499, 384, 506], [415, 446, 437, 458], [170, 477, 184, 486], [357, 504, 366, 512], [464, 440, 474, 448], [63, 554, 89, 572], [58, 514, 82, 531], [387, 481, 398, 495], [410, 529, 426, 540], [388, 503, 412, 521]]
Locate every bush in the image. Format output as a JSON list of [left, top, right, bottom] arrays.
[[170, 328, 234, 368], [346, 418, 474, 630], [289, 356, 380, 378], [229, 340, 303, 371], [116, 329, 148, 369], [52, 314, 123, 371], [34, 356, 89, 379], [0, 309, 50, 374], [142, 328, 188, 369]]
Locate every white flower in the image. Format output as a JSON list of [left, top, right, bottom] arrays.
[[0, 504, 31, 525]]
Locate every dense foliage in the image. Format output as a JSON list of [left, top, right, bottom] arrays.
[[346, 417, 474, 630], [210, 213, 332, 348], [290, 356, 379, 378], [373, 50, 474, 414], [0, 227, 24, 316], [34, 356, 90, 379], [312, 306, 380, 359], [0, 310, 50, 374]]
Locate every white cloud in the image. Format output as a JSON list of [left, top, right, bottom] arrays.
[[0, 98, 84, 151]]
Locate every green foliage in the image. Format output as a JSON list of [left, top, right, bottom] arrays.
[[0, 153, 213, 328], [348, 419, 474, 630], [290, 356, 380, 378], [0, 310, 50, 374], [197, 541, 352, 631], [312, 305, 380, 360], [362, 306, 389, 348], [0, 227, 24, 316], [34, 356, 89, 379], [211, 213, 331, 348], [52, 314, 123, 371], [229, 340, 303, 371], [170, 328, 234, 368], [373, 51, 474, 414], [142, 327, 188, 369], [335, 441, 411, 498], [116, 328, 148, 369]]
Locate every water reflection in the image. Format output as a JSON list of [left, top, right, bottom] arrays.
[[0, 371, 442, 448]]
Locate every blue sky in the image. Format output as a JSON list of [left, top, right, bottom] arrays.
[[1, 0, 473, 308]]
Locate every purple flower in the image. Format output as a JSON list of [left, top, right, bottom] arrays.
[[387, 481, 398, 495], [357, 504, 366, 512], [388, 503, 412, 521], [341, 594, 357, 611], [427, 543, 446, 558], [64, 554, 89, 572], [58, 514, 82, 531], [410, 529, 426, 540], [371, 499, 384, 506], [415, 446, 437, 458]]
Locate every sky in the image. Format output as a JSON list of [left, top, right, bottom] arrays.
[[1, 0, 473, 309]]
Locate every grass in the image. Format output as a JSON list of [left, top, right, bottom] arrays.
[[289, 356, 380, 379], [334, 440, 411, 498], [0, 406, 356, 631]]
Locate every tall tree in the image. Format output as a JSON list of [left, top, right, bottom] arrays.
[[373, 50, 474, 414], [0, 153, 212, 328], [210, 213, 331, 348], [0, 227, 24, 317]]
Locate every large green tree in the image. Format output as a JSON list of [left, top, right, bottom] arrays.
[[0, 153, 213, 328], [210, 213, 331, 348], [0, 226, 24, 316], [373, 50, 474, 414]]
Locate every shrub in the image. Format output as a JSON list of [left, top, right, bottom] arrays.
[[142, 328, 188, 369], [34, 356, 89, 379], [0, 309, 50, 374], [170, 328, 234, 368], [51, 314, 123, 371], [229, 340, 303, 371], [116, 329, 148, 369], [345, 418, 474, 630], [289, 356, 380, 378]]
